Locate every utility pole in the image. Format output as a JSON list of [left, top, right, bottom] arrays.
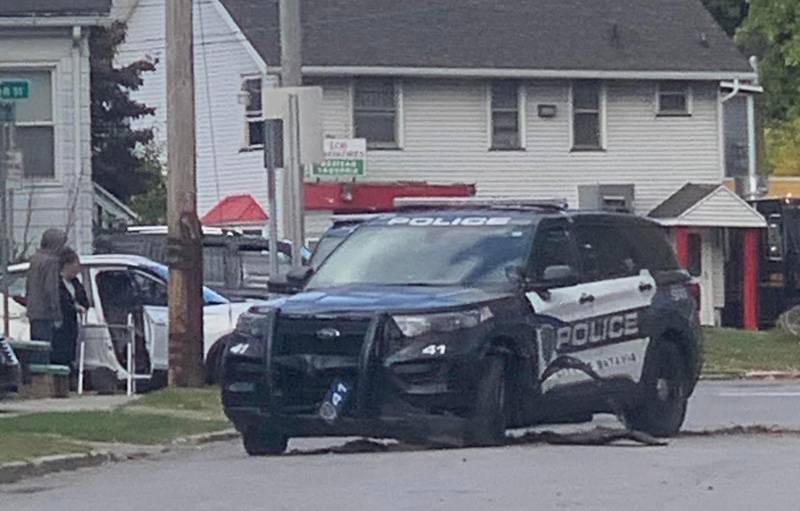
[[166, 0, 204, 387], [0, 106, 11, 339], [279, 0, 306, 269]]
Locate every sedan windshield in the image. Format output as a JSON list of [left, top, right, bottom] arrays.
[[308, 224, 533, 288]]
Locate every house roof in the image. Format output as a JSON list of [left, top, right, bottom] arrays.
[[648, 183, 766, 228], [0, 1, 112, 18], [219, 0, 753, 79], [93, 182, 139, 222], [202, 194, 269, 226], [648, 184, 719, 219]]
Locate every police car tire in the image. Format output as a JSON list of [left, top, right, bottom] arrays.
[[464, 357, 507, 447], [626, 342, 689, 438], [204, 340, 227, 385], [242, 424, 288, 456]]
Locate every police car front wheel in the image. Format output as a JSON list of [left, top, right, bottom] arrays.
[[242, 424, 288, 456], [464, 357, 508, 447]]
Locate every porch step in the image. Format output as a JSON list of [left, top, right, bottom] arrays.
[[20, 364, 71, 399], [8, 340, 51, 365]]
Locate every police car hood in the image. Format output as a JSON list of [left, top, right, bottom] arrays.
[[274, 284, 511, 315]]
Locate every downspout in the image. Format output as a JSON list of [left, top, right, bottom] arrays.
[[746, 56, 760, 198], [72, 26, 84, 251]]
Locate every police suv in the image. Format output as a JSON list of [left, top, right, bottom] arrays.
[[221, 199, 702, 455]]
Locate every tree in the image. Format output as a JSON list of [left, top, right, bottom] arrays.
[[702, 0, 748, 37], [129, 143, 168, 224], [90, 21, 157, 203]]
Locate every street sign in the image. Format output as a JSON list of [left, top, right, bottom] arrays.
[[312, 138, 367, 177], [0, 81, 29, 100]]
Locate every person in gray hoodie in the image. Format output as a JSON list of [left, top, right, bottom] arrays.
[[25, 228, 68, 343]]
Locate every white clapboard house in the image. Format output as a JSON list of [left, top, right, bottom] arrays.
[[117, 0, 765, 328]]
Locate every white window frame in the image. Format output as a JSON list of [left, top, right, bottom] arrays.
[[241, 75, 265, 150], [656, 82, 693, 116], [569, 80, 607, 151], [0, 65, 59, 183], [487, 81, 526, 150], [351, 78, 403, 150]]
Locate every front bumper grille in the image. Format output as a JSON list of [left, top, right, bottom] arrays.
[[274, 316, 372, 357], [272, 315, 373, 415]]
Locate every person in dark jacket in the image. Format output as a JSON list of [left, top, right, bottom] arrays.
[[25, 229, 68, 343], [51, 248, 89, 367]]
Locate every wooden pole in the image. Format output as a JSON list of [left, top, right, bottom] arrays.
[[279, 0, 306, 268], [166, 0, 204, 387]]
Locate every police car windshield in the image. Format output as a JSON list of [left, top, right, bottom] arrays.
[[307, 215, 534, 288]]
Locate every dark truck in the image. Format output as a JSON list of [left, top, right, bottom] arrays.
[[95, 227, 305, 300], [221, 200, 701, 455], [750, 198, 800, 326]]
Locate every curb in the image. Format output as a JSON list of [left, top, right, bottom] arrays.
[[701, 371, 800, 381], [0, 451, 111, 485], [0, 429, 239, 485], [172, 428, 240, 446]]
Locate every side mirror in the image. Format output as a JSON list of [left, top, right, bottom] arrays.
[[267, 266, 314, 296], [286, 265, 314, 284], [539, 265, 579, 288]]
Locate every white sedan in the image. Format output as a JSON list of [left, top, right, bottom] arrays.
[[0, 254, 262, 389]]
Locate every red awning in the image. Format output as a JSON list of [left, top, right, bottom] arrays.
[[201, 194, 268, 225], [304, 181, 476, 212]]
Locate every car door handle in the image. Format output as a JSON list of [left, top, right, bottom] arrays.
[[579, 293, 595, 305], [639, 282, 654, 292]]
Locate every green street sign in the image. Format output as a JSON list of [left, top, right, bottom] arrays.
[[314, 159, 365, 176], [0, 81, 29, 100], [0, 102, 14, 123]]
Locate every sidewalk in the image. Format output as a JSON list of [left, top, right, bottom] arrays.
[[0, 394, 138, 417]]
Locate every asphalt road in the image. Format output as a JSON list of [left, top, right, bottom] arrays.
[[3, 380, 800, 511]]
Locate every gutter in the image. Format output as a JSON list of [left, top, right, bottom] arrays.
[[266, 65, 758, 82]]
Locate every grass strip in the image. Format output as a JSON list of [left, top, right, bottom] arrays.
[[0, 410, 229, 445], [130, 387, 222, 415], [703, 327, 800, 374], [0, 433, 91, 463]]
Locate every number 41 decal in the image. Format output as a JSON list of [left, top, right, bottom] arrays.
[[422, 344, 446, 356]]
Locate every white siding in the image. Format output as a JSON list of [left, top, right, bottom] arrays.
[[0, 29, 94, 257], [118, 0, 275, 217], [316, 78, 724, 214]]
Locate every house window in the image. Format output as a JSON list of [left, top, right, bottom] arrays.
[[0, 70, 55, 178], [490, 81, 522, 149], [242, 77, 264, 148], [572, 80, 603, 150], [658, 82, 691, 115], [353, 79, 398, 148]]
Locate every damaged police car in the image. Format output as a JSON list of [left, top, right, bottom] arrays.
[[221, 199, 701, 455]]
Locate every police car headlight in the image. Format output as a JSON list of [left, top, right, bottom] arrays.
[[235, 311, 271, 338], [392, 307, 493, 338]]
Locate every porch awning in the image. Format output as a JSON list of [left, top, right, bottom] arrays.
[[202, 194, 268, 226], [648, 183, 766, 228]]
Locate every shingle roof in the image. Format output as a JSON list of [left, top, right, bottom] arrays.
[[648, 183, 719, 219], [219, 0, 752, 75], [0, 0, 111, 17]]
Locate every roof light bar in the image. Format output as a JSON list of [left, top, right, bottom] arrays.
[[393, 197, 569, 210]]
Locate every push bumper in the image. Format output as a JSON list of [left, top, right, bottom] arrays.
[[224, 407, 470, 446], [222, 311, 489, 444]]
